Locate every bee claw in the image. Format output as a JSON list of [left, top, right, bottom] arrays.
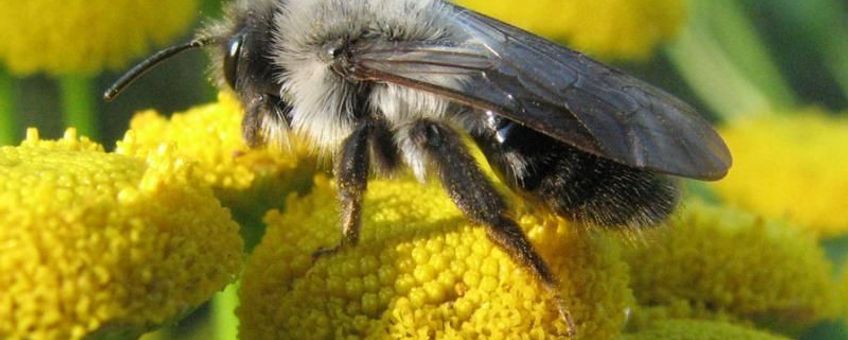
[[546, 288, 576, 338], [557, 301, 576, 338]]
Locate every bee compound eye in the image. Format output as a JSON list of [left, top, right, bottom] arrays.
[[223, 33, 245, 89]]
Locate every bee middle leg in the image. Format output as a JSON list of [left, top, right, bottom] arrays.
[[407, 119, 576, 335], [312, 119, 401, 260]]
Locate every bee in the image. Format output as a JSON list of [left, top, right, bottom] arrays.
[[105, 0, 731, 335]]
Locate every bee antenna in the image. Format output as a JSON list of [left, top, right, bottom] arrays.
[[103, 37, 215, 102]]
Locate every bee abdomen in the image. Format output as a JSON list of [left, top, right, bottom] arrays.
[[472, 117, 678, 228], [534, 153, 678, 227]]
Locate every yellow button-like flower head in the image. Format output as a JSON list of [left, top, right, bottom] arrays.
[[624, 202, 838, 332], [713, 113, 848, 237], [118, 92, 314, 193], [0, 0, 198, 75], [455, 0, 686, 60], [0, 129, 243, 339], [117, 93, 317, 247], [239, 175, 632, 339]]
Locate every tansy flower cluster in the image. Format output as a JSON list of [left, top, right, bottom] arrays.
[[455, 0, 686, 60], [0, 129, 243, 338], [712, 113, 848, 237], [0, 0, 198, 75], [236, 169, 838, 338], [238, 175, 632, 339]]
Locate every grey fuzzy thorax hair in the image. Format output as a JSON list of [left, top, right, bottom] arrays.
[[272, 0, 466, 152]]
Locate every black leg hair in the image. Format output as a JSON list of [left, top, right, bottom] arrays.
[[409, 120, 576, 336], [368, 119, 402, 175], [313, 121, 372, 259]]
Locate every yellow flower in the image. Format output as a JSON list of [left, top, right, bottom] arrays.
[[713, 113, 848, 237], [118, 92, 314, 192], [0, 129, 243, 339], [0, 0, 198, 75], [455, 0, 686, 60], [239, 175, 633, 339], [621, 319, 789, 340], [117, 92, 317, 247], [623, 202, 838, 332]]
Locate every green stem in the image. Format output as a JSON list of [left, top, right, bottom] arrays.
[[666, 0, 795, 121], [0, 67, 18, 145], [211, 282, 240, 340], [704, 0, 797, 108], [59, 75, 99, 141], [827, 39, 848, 101], [666, 24, 771, 121]]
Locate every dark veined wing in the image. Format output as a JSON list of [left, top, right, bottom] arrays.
[[349, 4, 732, 180]]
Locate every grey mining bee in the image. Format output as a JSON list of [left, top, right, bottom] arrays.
[[105, 0, 732, 334]]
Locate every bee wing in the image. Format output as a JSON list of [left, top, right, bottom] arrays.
[[350, 5, 731, 180]]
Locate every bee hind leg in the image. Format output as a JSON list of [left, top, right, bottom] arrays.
[[408, 119, 576, 337]]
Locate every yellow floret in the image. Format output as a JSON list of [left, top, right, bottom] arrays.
[[0, 0, 198, 75], [0, 129, 243, 339], [455, 0, 686, 60], [623, 202, 838, 333], [713, 113, 848, 237], [239, 175, 633, 339], [621, 319, 789, 340]]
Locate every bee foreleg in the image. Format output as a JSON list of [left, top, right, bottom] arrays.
[[241, 94, 267, 148], [241, 93, 293, 148], [408, 119, 576, 336], [313, 121, 372, 260]]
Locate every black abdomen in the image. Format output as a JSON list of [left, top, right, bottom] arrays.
[[471, 115, 678, 228]]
